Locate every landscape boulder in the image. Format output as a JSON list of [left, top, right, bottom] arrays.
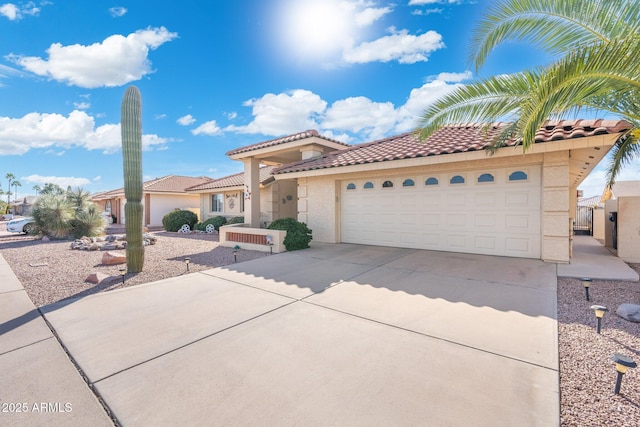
[[85, 272, 115, 285], [102, 251, 127, 265], [616, 303, 640, 323]]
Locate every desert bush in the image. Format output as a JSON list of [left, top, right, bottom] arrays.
[[267, 217, 312, 251], [70, 203, 106, 238], [32, 194, 74, 238], [195, 215, 227, 231], [162, 209, 198, 232]]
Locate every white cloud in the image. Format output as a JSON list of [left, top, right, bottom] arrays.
[[411, 8, 444, 15], [434, 70, 473, 83], [192, 120, 221, 136], [177, 114, 196, 126], [322, 97, 398, 140], [22, 174, 91, 187], [225, 90, 327, 136], [0, 3, 19, 20], [7, 27, 178, 88], [0, 110, 171, 155], [73, 101, 90, 110], [355, 7, 391, 27], [224, 73, 468, 141], [154, 113, 167, 120], [109, 6, 127, 17], [227, 112, 237, 120], [409, 0, 463, 4], [343, 28, 445, 64], [93, 176, 101, 182]]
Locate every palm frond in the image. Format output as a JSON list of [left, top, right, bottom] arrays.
[[471, 0, 640, 71], [606, 130, 640, 188]]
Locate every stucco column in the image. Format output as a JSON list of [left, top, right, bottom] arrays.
[[244, 157, 261, 228]]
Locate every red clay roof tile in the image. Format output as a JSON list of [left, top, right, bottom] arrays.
[[225, 130, 349, 156], [273, 120, 632, 175]]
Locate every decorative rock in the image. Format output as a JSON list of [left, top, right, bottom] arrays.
[[85, 272, 112, 285], [616, 303, 640, 323], [102, 251, 127, 265], [41, 236, 50, 242]]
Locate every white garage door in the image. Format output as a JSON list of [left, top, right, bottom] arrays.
[[341, 166, 541, 258]]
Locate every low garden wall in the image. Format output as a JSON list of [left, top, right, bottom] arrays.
[[219, 223, 286, 253]]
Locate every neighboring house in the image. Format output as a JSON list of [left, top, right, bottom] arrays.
[[92, 175, 211, 227], [185, 166, 298, 226], [209, 120, 630, 263], [12, 196, 38, 216], [602, 180, 640, 262]]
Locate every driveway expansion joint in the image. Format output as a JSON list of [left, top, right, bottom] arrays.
[[302, 300, 559, 372]]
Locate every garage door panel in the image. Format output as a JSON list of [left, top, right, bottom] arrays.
[[341, 166, 541, 258]]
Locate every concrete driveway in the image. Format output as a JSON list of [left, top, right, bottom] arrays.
[[41, 243, 559, 426]]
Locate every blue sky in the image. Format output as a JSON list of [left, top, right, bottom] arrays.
[[0, 0, 634, 199]]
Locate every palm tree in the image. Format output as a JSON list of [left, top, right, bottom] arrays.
[[12, 181, 21, 200], [418, 0, 640, 188], [5, 173, 15, 204], [66, 187, 92, 209], [31, 194, 74, 238], [33, 185, 42, 196]]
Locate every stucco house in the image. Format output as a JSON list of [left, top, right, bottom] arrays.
[[185, 166, 300, 227], [189, 120, 631, 262], [92, 175, 210, 227]]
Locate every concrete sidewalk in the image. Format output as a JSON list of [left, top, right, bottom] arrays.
[[558, 235, 639, 281], [0, 253, 112, 427]]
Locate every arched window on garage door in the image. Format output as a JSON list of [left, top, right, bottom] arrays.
[[382, 180, 394, 188], [364, 181, 374, 189], [425, 177, 439, 186], [478, 173, 495, 183], [509, 171, 528, 181], [346, 183, 356, 190], [450, 175, 465, 185], [402, 179, 415, 187]]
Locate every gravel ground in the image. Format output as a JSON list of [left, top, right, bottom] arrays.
[[558, 271, 640, 426], [1, 222, 639, 425], [0, 227, 268, 307]]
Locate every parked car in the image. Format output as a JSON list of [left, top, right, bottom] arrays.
[[6, 217, 35, 234], [2, 214, 14, 220]]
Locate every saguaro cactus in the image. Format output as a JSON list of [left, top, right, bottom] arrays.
[[121, 86, 144, 272]]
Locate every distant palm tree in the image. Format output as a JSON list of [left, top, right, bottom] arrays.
[[33, 185, 42, 196], [418, 0, 639, 188], [12, 181, 21, 200], [5, 173, 15, 204]]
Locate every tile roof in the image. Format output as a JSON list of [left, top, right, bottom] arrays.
[[578, 195, 604, 207], [225, 130, 349, 156], [273, 120, 632, 175], [92, 175, 211, 198], [186, 166, 275, 191]]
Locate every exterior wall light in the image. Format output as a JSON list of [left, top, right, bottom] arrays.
[[590, 305, 608, 334], [581, 278, 592, 301], [119, 266, 127, 284], [611, 353, 637, 394], [185, 257, 190, 272]]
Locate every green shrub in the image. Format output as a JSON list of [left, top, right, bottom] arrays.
[[70, 203, 106, 238], [267, 217, 312, 251], [32, 194, 74, 238], [162, 209, 198, 232], [227, 216, 245, 225], [194, 215, 227, 231]]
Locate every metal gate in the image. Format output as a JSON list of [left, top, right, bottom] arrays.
[[574, 206, 593, 235]]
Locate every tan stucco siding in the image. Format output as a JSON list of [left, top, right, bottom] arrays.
[[617, 196, 640, 262], [148, 194, 201, 226], [542, 151, 570, 262]]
